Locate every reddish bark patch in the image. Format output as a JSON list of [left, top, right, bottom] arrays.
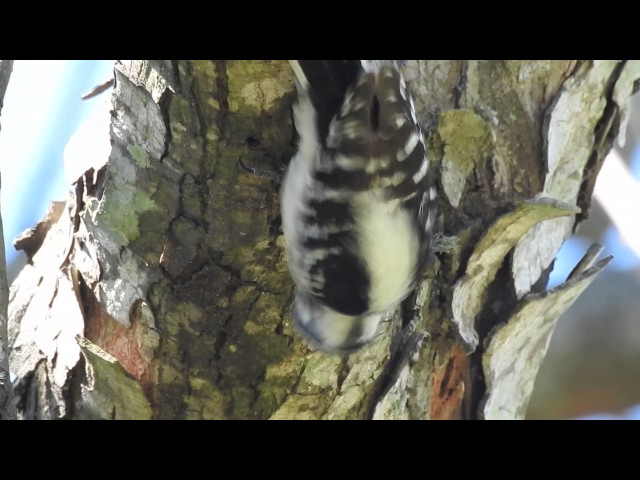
[[430, 343, 469, 420], [84, 294, 152, 387]]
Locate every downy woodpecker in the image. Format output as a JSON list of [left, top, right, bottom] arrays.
[[281, 60, 435, 353]]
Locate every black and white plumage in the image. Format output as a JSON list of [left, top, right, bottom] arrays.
[[281, 60, 436, 354]]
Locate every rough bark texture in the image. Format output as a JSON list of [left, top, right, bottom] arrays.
[[0, 59, 17, 420], [7, 60, 640, 420]]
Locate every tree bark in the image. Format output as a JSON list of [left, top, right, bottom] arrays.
[[7, 60, 639, 419], [0, 59, 17, 420]]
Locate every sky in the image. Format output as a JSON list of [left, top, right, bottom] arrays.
[[0, 60, 114, 270]]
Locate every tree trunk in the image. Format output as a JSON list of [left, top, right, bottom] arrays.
[[6, 60, 639, 419]]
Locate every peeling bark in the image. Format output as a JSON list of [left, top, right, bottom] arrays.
[[7, 60, 640, 419]]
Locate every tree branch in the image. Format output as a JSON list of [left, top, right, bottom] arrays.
[[0, 59, 17, 420]]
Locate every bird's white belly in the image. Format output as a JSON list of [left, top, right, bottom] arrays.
[[354, 192, 419, 313]]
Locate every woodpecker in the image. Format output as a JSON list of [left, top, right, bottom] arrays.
[[281, 60, 435, 354]]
